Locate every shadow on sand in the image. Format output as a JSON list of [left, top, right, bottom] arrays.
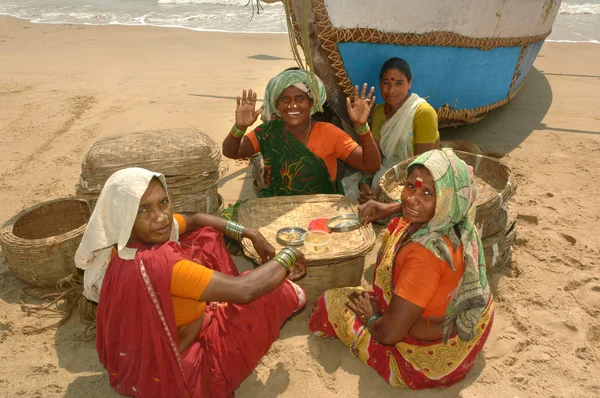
[[307, 332, 487, 397], [441, 67, 553, 153]]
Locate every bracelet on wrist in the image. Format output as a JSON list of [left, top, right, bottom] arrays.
[[273, 248, 296, 272], [359, 174, 374, 186], [273, 253, 291, 271], [354, 123, 370, 136], [366, 313, 381, 329], [230, 123, 246, 138], [280, 247, 298, 264], [225, 220, 245, 241]]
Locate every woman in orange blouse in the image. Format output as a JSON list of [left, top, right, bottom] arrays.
[[309, 149, 494, 389], [222, 68, 381, 197]]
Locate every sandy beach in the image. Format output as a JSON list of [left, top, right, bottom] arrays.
[[1, 15, 599, 397]]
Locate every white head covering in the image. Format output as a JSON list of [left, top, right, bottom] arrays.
[[75, 167, 179, 303]]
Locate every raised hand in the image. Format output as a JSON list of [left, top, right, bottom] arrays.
[[235, 89, 263, 130], [346, 83, 376, 127]]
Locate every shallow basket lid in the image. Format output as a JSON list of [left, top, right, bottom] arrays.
[[236, 195, 376, 264], [79, 129, 221, 186]]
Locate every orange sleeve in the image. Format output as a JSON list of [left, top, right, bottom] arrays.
[[245, 130, 260, 153], [393, 245, 442, 308], [329, 125, 359, 161], [171, 259, 214, 300], [173, 214, 187, 235]]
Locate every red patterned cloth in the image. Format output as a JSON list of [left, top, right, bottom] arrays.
[[308, 219, 493, 389], [97, 227, 305, 397]]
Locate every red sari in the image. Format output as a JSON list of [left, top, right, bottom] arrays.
[[96, 227, 305, 397]]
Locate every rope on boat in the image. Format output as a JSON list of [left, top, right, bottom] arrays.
[[282, 0, 324, 114]]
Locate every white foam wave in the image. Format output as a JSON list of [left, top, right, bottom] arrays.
[[158, 0, 280, 6], [559, 3, 600, 15]]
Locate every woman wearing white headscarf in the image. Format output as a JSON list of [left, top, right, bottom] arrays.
[[76, 167, 307, 397]]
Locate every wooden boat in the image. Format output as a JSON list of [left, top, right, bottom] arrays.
[[282, 0, 562, 128]]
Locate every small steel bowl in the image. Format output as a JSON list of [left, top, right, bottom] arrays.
[[326, 214, 361, 232], [276, 227, 307, 246]]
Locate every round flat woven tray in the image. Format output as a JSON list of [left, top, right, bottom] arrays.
[[236, 195, 376, 302], [0, 198, 91, 287], [378, 150, 516, 238]]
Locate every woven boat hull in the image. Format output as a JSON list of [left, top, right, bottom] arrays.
[[286, 0, 562, 127]]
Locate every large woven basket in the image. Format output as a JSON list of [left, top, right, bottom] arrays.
[[483, 202, 517, 272], [76, 129, 222, 215], [0, 198, 91, 288], [378, 150, 516, 238], [236, 195, 376, 302]]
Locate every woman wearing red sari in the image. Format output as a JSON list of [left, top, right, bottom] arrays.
[[75, 167, 307, 397]]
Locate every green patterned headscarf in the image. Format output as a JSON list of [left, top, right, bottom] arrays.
[[262, 69, 326, 121], [409, 148, 490, 343]]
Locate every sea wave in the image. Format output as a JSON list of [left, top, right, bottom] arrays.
[[559, 2, 600, 15], [157, 0, 281, 6]]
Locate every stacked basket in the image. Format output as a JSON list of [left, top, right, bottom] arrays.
[[76, 129, 223, 216], [236, 194, 376, 302], [378, 150, 517, 274]]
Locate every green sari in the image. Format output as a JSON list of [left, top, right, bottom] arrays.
[[222, 120, 342, 253], [255, 120, 339, 197]]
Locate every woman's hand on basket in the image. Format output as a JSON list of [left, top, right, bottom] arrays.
[[346, 291, 379, 325], [287, 248, 307, 281], [358, 199, 395, 225], [358, 183, 378, 204], [235, 89, 263, 130], [247, 228, 276, 264], [346, 83, 376, 127]]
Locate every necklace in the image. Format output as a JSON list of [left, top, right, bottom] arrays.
[[303, 119, 313, 145], [286, 119, 312, 145], [384, 96, 409, 119]]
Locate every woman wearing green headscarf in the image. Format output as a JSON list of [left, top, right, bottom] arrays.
[[222, 69, 381, 197], [309, 148, 494, 389]]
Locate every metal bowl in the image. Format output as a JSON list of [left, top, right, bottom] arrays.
[[276, 227, 307, 246], [326, 214, 361, 232]]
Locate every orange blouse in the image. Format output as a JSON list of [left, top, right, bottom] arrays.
[[170, 214, 214, 326], [113, 214, 214, 327], [392, 237, 465, 317], [245, 122, 359, 181]]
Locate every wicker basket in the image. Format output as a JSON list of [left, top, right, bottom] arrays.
[[483, 202, 517, 271], [378, 150, 516, 238], [236, 195, 376, 302], [76, 129, 222, 215], [0, 198, 91, 288]]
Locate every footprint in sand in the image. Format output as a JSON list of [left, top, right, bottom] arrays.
[[560, 233, 577, 245], [517, 214, 539, 226], [565, 278, 600, 317], [587, 324, 600, 348]]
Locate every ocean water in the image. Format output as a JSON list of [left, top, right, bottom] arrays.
[[0, 0, 598, 42]]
